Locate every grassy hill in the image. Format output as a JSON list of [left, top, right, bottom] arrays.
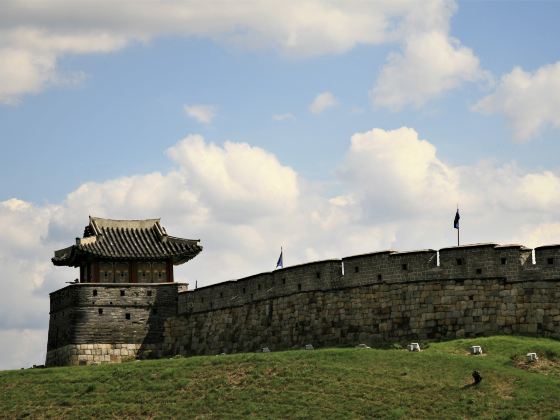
[[1, 336, 560, 419]]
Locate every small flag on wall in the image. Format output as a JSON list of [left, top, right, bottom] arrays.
[[454, 207, 460, 246], [276, 247, 283, 269]]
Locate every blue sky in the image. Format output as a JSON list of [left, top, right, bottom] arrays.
[[2, 1, 560, 202], [1, 0, 560, 369]]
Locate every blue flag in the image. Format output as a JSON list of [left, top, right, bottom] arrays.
[[276, 248, 283, 269], [454, 209, 460, 229]]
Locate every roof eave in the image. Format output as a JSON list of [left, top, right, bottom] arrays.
[[51, 257, 80, 267]]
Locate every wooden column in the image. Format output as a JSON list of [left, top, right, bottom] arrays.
[[166, 259, 174, 282]]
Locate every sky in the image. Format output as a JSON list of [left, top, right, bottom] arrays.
[[1, 0, 560, 370]]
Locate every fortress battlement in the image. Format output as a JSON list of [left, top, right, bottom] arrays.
[[45, 217, 560, 367]]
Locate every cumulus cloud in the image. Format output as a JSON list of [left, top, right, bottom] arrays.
[[2, 128, 560, 369], [309, 91, 337, 115], [184, 104, 216, 124], [0, 48, 56, 104], [371, 31, 486, 110], [166, 135, 299, 222], [340, 127, 458, 219], [337, 128, 560, 250], [0, 0, 456, 103], [0, 198, 57, 370], [474, 62, 560, 141], [0, 28, 127, 104]]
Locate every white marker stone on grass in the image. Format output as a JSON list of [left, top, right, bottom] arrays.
[[407, 343, 420, 352], [527, 352, 538, 362], [305, 344, 314, 350], [470, 345, 483, 355]]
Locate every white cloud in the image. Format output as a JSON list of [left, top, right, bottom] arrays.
[[2, 127, 560, 370], [272, 113, 295, 121], [0, 28, 128, 104], [0, 48, 55, 104], [184, 104, 216, 124], [0, 198, 57, 370], [0, 329, 47, 369], [371, 31, 486, 111], [516, 223, 560, 248], [309, 91, 337, 115], [340, 127, 459, 219], [474, 62, 560, 141], [0, 0, 456, 103], [166, 135, 299, 222]]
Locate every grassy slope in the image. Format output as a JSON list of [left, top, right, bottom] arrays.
[[1, 336, 560, 419]]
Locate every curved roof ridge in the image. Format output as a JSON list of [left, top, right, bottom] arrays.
[[89, 216, 161, 230]]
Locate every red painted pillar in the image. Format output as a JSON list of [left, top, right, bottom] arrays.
[[166, 259, 174, 282]]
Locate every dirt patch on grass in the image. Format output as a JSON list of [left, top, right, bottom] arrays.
[[226, 366, 252, 386], [264, 367, 279, 377], [512, 356, 560, 377], [224, 364, 278, 386], [462, 352, 488, 357], [493, 378, 515, 400]]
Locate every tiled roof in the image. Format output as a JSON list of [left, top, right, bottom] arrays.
[[52, 217, 202, 267]]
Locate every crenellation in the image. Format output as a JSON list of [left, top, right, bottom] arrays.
[[342, 251, 394, 287], [439, 244, 501, 279], [386, 250, 438, 283], [272, 259, 342, 293], [534, 245, 560, 280]]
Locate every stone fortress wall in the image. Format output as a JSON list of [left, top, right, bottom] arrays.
[[164, 244, 560, 355], [47, 243, 560, 366]]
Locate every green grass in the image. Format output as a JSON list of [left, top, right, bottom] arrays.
[[2, 336, 560, 418]]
